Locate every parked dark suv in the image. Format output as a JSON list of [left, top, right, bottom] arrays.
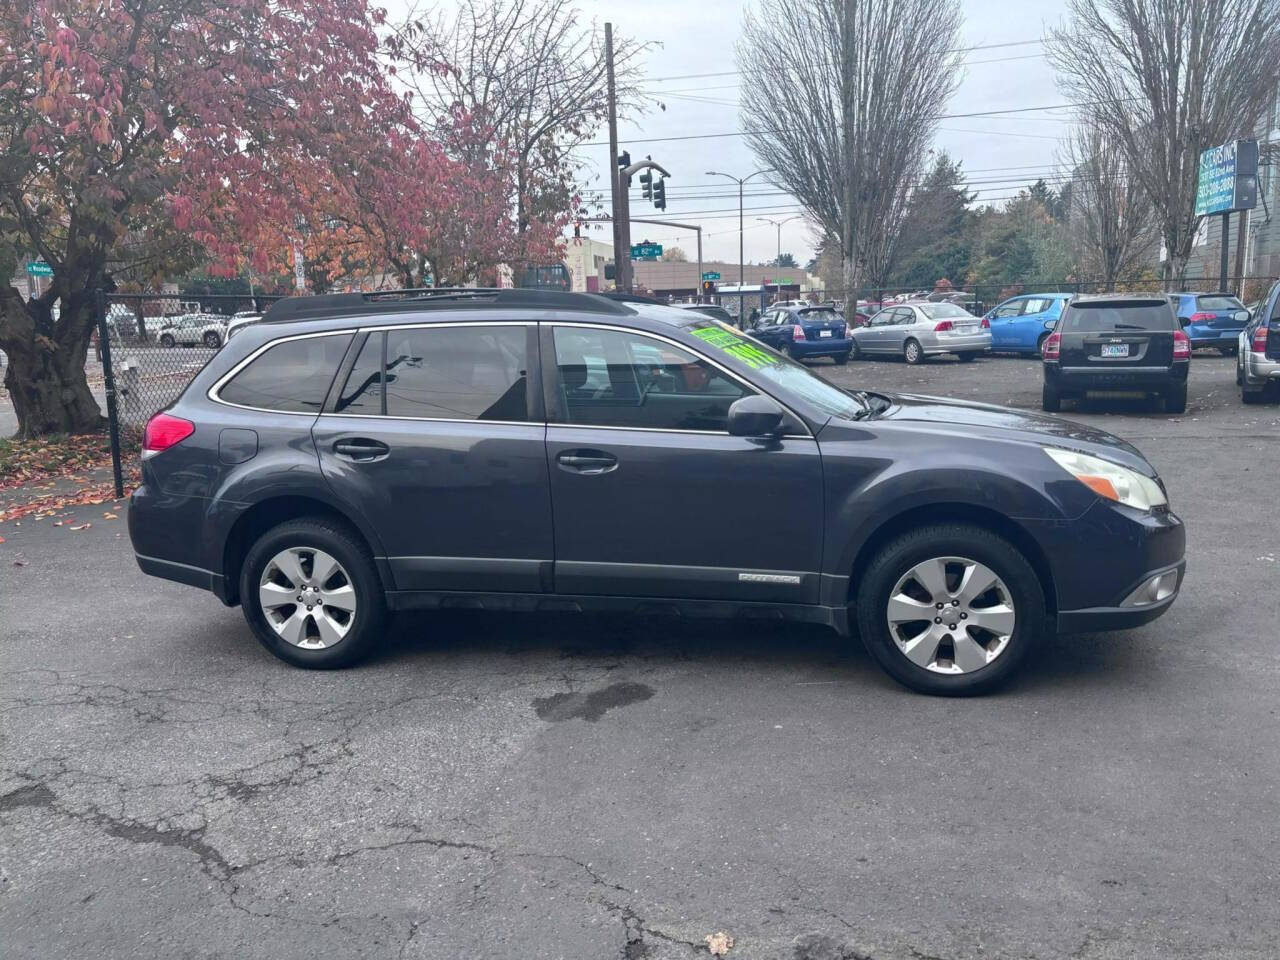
[[129, 288, 1186, 695], [1042, 295, 1191, 413]]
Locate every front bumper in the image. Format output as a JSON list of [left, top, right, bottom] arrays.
[[1056, 560, 1186, 632]]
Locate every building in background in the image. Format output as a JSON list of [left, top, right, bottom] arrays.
[[629, 260, 818, 302], [564, 236, 612, 293]]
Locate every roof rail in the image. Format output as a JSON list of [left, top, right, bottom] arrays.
[[259, 287, 633, 324]]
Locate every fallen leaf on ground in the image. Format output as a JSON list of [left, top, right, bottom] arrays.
[[704, 932, 734, 955], [69, 522, 92, 531], [12, 553, 27, 566], [103, 512, 118, 519]]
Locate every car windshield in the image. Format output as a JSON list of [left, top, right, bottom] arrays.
[[919, 304, 972, 319], [1195, 296, 1242, 311], [1061, 302, 1175, 332], [684, 322, 866, 420]]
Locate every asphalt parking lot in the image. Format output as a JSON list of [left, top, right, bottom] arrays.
[[3, 350, 1279, 960]]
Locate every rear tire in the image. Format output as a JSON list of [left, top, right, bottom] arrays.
[[240, 517, 386, 669], [903, 339, 923, 365], [957, 352, 976, 363], [834, 351, 850, 365], [1036, 333, 1050, 357], [1041, 382, 1061, 412], [854, 523, 1046, 696], [1218, 345, 1236, 356], [1164, 382, 1187, 414], [159, 333, 175, 347], [203, 331, 222, 348], [1242, 385, 1264, 405]]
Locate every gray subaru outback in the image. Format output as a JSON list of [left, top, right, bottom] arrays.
[[129, 288, 1185, 695]]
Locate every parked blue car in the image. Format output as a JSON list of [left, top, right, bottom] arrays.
[[746, 304, 852, 363], [983, 293, 1072, 355], [1167, 292, 1251, 355]]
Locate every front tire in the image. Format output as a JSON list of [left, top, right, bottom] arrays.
[[240, 517, 386, 669], [848, 339, 862, 361], [854, 524, 1046, 696], [203, 331, 222, 348], [159, 333, 175, 347], [903, 339, 923, 365]]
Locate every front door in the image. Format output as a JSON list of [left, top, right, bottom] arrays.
[[988, 300, 1025, 350], [313, 321, 553, 593], [542, 323, 824, 604]]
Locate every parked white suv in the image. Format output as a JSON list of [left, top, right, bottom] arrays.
[[158, 314, 229, 348]]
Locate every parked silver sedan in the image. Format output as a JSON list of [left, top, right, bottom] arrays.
[[850, 302, 991, 364]]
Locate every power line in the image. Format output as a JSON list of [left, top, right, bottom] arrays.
[[583, 99, 1125, 147]]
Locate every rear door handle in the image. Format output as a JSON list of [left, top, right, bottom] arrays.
[[556, 450, 618, 475], [333, 438, 390, 461]]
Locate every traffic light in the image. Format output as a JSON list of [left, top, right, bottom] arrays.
[[639, 170, 653, 201], [653, 178, 666, 210]]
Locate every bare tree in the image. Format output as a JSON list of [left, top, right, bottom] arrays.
[[1060, 117, 1156, 288], [1047, 0, 1280, 284], [396, 0, 649, 257], [737, 0, 964, 300]]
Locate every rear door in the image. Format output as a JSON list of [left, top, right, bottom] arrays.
[[1058, 301, 1176, 368], [313, 320, 553, 593], [542, 322, 823, 603]]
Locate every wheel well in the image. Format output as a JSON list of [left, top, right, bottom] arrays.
[[846, 503, 1057, 614], [221, 496, 371, 605]]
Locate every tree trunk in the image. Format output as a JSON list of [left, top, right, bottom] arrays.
[[1, 286, 103, 438]]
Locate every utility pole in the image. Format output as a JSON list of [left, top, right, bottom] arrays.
[[604, 22, 625, 291], [1219, 212, 1230, 294], [707, 168, 772, 305]]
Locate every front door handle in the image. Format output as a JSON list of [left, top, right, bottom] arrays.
[[556, 449, 618, 475], [333, 437, 390, 462]]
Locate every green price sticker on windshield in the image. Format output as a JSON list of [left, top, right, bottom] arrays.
[[689, 326, 779, 370]]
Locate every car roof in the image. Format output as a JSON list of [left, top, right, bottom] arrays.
[[260, 288, 634, 326]]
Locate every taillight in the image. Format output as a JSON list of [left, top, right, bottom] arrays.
[[792, 324, 806, 340], [143, 412, 194, 459], [1042, 332, 1061, 360], [1188, 312, 1215, 324], [1252, 327, 1268, 352], [934, 320, 954, 332], [980, 317, 990, 329], [1172, 329, 1191, 360]]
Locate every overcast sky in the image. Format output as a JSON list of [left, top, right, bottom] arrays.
[[573, 0, 1068, 266]]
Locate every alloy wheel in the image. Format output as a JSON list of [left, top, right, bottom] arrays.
[[904, 341, 921, 364], [258, 546, 358, 648], [885, 556, 1015, 674]]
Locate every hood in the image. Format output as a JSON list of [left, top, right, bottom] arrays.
[[879, 393, 1153, 472]]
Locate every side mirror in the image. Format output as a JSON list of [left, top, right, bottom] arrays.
[[727, 394, 785, 438], [1234, 309, 1250, 324]]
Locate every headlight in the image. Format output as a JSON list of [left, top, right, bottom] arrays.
[[1044, 447, 1167, 511]]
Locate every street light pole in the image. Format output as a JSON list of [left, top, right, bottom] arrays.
[[757, 214, 802, 269], [706, 169, 772, 308]]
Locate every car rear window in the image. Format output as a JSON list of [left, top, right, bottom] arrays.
[[218, 334, 352, 412], [1060, 302, 1175, 333], [919, 303, 972, 319], [1195, 296, 1243, 311]]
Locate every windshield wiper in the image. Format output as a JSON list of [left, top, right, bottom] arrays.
[[1108, 323, 1150, 330]]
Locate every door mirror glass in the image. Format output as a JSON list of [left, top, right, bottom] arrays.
[[1234, 309, 1250, 323], [727, 394, 784, 437]]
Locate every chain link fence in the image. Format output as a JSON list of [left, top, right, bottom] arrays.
[[95, 291, 282, 494]]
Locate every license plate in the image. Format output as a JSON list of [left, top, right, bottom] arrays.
[[1101, 343, 1129, 358], [819, 329, 833, 337], [955, 325, 976, 333]]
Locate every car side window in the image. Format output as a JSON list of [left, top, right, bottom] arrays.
[[219, 334, 353, 413], [1022, 298, 1051, 315], [374, 325, 529, 421], [552, 326, 752, 432], [993, 301, 1024, 318]]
